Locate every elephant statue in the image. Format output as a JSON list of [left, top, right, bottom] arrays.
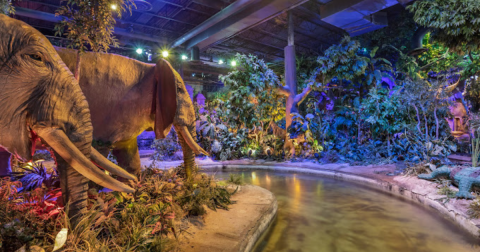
[[54, 48, 207, 178], [0, 15, 136, 222]]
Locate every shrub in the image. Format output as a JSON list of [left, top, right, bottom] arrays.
[[1, 164, 235, 251], [151, 129, 182, 161]]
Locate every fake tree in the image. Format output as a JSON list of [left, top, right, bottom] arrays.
[[407, 0, 480, 54], [309, 37, 393, 100], [218, 54, 286, 155], [219, 54, 285, 130], [0, 0, 14, 14], [399, 76, 455, 141], [408, 1, 480, 112], [306, 37, 394, 144], [360, 87, 406, 156], [55, 0, 133, 80]]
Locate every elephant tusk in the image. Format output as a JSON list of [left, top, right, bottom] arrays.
[[35, 127, 135, 193], [178, 126, 209, 156], [90, 147, 138, 181]]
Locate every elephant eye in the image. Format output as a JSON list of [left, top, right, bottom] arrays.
[[28, 54, 43, 62]]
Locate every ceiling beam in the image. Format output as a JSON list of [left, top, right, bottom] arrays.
[[14, 7, 169, 44], [22, 0, 199, 28], [212, 44, 283, 60], [295, 5, 345, 35], [20, 1, 184, 37], [171, 0, 309, 50], [191, 0, 228, 10], [153, 0, 212, 16]]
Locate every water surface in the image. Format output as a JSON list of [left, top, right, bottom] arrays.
[[211, 170, 480, 252]]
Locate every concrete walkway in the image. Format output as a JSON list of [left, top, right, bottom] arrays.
[[178, 185, 277, 252]]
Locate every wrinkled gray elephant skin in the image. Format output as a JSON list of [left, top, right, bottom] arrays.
[[0, 15, 136, 222], [55, 48, 207, 178]]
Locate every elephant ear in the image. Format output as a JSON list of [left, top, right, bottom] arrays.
[[154, 59, 177, 139]]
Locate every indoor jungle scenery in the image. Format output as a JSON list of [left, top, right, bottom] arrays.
[[1, 0, 480, 251]]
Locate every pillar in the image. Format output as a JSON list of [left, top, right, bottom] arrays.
[[284, 11, 297, 129]]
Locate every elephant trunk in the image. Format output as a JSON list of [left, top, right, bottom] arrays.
[[38, 86, 134, 224], [49, 80, 94, 224], [175, 125, 208, 179], [177, 131, 195, 179]]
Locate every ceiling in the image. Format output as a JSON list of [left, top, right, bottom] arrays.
[[12, 0, 412, 62]]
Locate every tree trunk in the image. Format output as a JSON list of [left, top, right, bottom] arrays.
[[412, 105, 422, 135], [283, 11, 297, 158], [387, 133, 391, 157], [434, 105, 439, 140], [421, 105, 428, 140], [357, 115, 361, 144]]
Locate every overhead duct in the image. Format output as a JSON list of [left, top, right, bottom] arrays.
[[320, 0, 414, 37], [171, 0, 309, 50]]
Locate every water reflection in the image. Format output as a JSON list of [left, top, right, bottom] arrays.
[[212, 171, 480, 252]]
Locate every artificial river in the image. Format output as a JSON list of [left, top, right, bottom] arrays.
[[211, 170, 480, 252]]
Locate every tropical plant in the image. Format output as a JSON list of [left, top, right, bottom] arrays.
[[407, 0, 480, 54], [360, 87, 407, 156], [219, 53, 285, 130], [11, 161, 59, 191], [468, 195, 480, 219], [55, 0, 134, 79], [0, 178, 64, 251], [151, 129, 182, 161], [0, 0, 14, 14], [226, 174, 243, 185], [196, 102, 245, 161], [469, 112, 480, 167], [1, 164, 235, 251]]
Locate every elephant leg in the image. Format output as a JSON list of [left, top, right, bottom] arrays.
[[0, 149, 12, 177], [112, 138, 141, 176], [55, 155, 88, 225]]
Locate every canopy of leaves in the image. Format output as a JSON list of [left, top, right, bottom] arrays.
[[407, 0, 480, 53], [219, 53, 285, 129], [0, 0, 14, 14], [361, 87, 406, 137], [55, 0, 133, 53], [314, 36, 369, 83], [306, 36, 394, 103]]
